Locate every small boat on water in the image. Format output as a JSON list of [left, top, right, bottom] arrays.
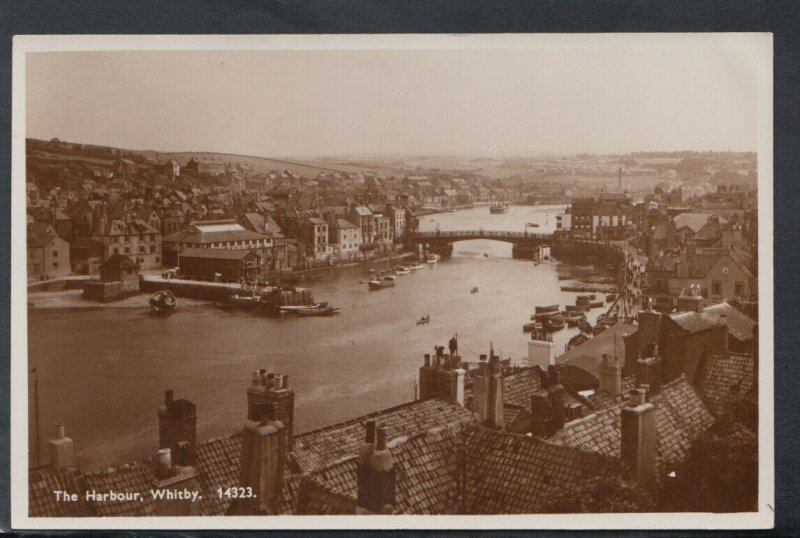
[[543, 317, 565, 331], [448, 208, 456, 212], [295, 306, 339, 316], [566, 314, 586, 328], [471, 286, 479, 294], [227, 294, 263, 309], [578, 318, 593, 334], [483, 253, 489, 257], [589, 301, 604, 309], [416, 315, 431, 325], [426, 255, 439, 265], [490, 201, 509, 214], [564, 304, 585, 313], [150, 290, 176, 313], [409, 263, 424, 271], [523, 321, 543, 333], [368, 278, 395, 290], [395, 266, 410, 274], [383, 275, 397, 281], [566, 332, 589, 351], [606, 293, 617, 302], [535, 304, 560, 314]]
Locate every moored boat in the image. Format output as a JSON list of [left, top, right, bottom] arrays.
[[489, 201, 509, 214], [368, 278, 395, 290], [295, 306, 339, 316], [149, 290, 176, 313], [409, 263, 424, 271], [577, 318, 593, 334], [471, 286, 479, 294], [416, 315, 431, 325], [566, 332, 589, 351], [535, 304, 560, 314], [543, 317, 566, 331], [589, 301, 604, 309], [606, 293, 617, 302], [395, 266, 410, 275]]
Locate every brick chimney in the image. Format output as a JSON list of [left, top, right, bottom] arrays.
[[530, 365, 566, 437], [472, 354, 489, 421], [620, 388, 657, 489], [418, 352, 465, 405], [636, 345, 662, 398], [356, 425, 396, 514], [47, 423, 75, 470], [633, 308, 662, 376], [158, 390, 197, 466], [151, 447, 202, 516], [677, 284, 704, 312], [238, 402, 287, 512], [598, 353, 623, 397], [248, 370, 295, 449], [483, 354, 505, 429]]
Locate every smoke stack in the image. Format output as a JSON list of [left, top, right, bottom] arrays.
[[47, 423, 75, 470]]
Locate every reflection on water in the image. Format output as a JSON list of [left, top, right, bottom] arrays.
[[27, 204, 613, 470]]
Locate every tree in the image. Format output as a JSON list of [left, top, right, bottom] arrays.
[[544, 475, 656, 513], [661, 415, 757, 512]]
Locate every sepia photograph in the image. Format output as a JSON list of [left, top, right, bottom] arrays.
[[11, 33, 773, 529]]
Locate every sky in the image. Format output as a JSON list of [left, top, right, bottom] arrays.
[[25, 38, 763, 158]]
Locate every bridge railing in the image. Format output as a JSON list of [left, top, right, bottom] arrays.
[[412, 230, 553, 240]]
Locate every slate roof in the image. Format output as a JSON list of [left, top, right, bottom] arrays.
[[290, 398, 475, 475], [462, 427, 621, 514], [588, 376, 636, 410], [163, 226, 269, 245], [556, 323, 637, 380], [550, 374, 715, 477], [305, 422, 467, 514], [194, 433, 242, 516], [80, 460, 158, 516], [703, 302, 756, 342], [696, 353, 756, 417], [28, 467, 83, 517], [673, 213, 724, 233], [668, 311, 720, 334], [102, 218, 158, 237]]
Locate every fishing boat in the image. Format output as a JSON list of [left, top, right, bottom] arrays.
[[543, 317, 566, 331], [564, 304, 585, 313], [483, 253, 489, 257], [395, 266, 410, 275], [566, 333, 589, 351], [566, 313, 586, 328], [523, 321, 542, 333], [535, 304, 560, 314], [279, 302, 329, 314], [448, 208, 456, 212], [606, 293, 617, 302], [426, 254, 439, 265], [416, 315, 431, 325], [226, 294, 262, 309], [577, 318, 593, 334], [383, 274, 397, 281], [409, 263, 424, 271], [589, 301, 604, 309], [471, 286, 479, 294], [368, 278, 395, 290], [149, 290, 176, 313], [295, 306, 340, 316], [489, 201, 509, 214]]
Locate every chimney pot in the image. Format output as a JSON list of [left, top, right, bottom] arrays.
[[640, 384, 651, 402], [165, 390, 174, 406], [424, 354, 431, 367], [376, 426, 388, 451], [274, 373, 283, 390], [252, 371, 259, 386], [57, 423, 66, 440], [158, 448, 172, 474], [282, 375, 289, 389]]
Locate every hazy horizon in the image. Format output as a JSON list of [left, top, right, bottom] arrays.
[[26, 41, 761, 158]]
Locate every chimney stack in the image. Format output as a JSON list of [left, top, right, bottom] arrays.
[[47, 423, 75, 470], [238, 402, 287, 512], [632, 309, 662, 377], [621, 388, 657, 489], [472, 355, 489, 420], [598, 353, 623, 397], [158, 390, 197, 466], [636, 345, 662, 398], [418, 353, 437, 401], [530, 365, 566, 437], [248, 370, 296, 449], [483, 355, 505, 429], [677, 284, 704, 312], [356, 425, 396, 514], [528, 327, 555, 370]]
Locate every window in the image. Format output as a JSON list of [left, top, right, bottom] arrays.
[[52, 250, 58, 257], [735, 281, 744, 297], [52, 262, 58, 268], [711, 281, 722, 296], [150, 245, 155, 253], [125, 247, 130, 254]]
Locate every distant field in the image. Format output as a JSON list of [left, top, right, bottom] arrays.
[[29, 151, 116, 167]]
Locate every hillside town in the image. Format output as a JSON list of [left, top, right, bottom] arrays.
[[27, 138, 759, 516]]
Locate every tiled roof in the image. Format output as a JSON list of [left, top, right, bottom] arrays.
[[462, 427, 620, 514], [588, 376, 636, 410], [290, 398, 475, 475], [80, 460, 157, 516], [556, 323, 637, 380], [696, 353, 755, 417], [28, 467, 83, 517], [668, 311, 720, 334], [194, 433, 242, 516], [550, 374, 715, 477], [306, 422, 467, 514], [673, 213, 723, 233], [179, 248, 256, 260], [163, 227, 269, 245], [703, 302, 756, 342], [27, 222, 56, 248], [103, 218, 158, 237], [296, 476, 357, 515]]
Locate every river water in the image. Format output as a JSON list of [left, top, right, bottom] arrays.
[[27, 204, 612, 470]]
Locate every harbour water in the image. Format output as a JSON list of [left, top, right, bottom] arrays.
[[27, 204, 614, 470]]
